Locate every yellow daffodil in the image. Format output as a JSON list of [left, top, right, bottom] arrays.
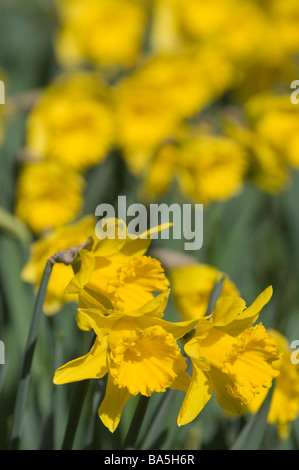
[[226, 92, 299, 193], [141, 132, 248, 203], [15, 161, 84, 235], [247, 329, 299, 440], [177, 135, 248, 204], [26, 72, 114, 172], [114, 48, 234, 176], [246, 93, 299, 169], [178, 286, 280, 426], [169, 264, 240, 321], [54, 291, 197, 432], [114, 72, 180, 175], [55, 0, 148, 68], [65, 218, 171, 328], [21, 215, 96, 315]]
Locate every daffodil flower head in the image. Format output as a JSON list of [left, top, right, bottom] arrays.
[[65, 218, 171, 326], [54, 291, 197, 432], [26, 72, 115, 172], [55, 0, 148, 68], [15, 161, 84, 235], [247, 329, 299, 440], [178, 286, 281, 426]]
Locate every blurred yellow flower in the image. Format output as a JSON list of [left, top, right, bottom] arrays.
[[65, 218, 171, 328], [54, 291, 197, 432], [55, 0, 148, 68], [21, 215, 96, 315], [246, 93, 299, 169], [142, 133, 248, 203], [247, 329, 299, 440], [26, 73, 114, 172], [178, 286, 280, 426], [178, 135, 248, 203], [114, 47, 234, 175], [136, 49, 233, 120], [15, 161, 84, 235], [114, 73, 180, 175], [169, 264, 240, 321], [226, 92, 299, 193]]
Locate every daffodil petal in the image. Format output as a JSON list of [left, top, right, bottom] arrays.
[[76, 308, 118, 336], [64, 249, 95, 294], [98, 375, 131, 433], [212, 296, 246, 327], [177, 362, 213, 426], [220, 286, 273, 336], [53, 336, 108, 384], [170, 369, 191, 393], [208, 367, 248, 415]]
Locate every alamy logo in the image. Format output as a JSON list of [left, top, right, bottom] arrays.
[[0, 80, 5, 105], [0, 340, 4, 365], [95, 196, 203, 251], [290, 80, 299, 105]]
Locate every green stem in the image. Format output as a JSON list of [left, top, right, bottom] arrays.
[[61, 332, 96, 450], [123, 395, 150, 450], [8, 261, 53, 449]]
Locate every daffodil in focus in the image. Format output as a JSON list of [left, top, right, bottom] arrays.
[[15, 161, 84, 235], [178, 286, 280, 426], [21, 215, 96, 315], [65, 218, 171, 328], [169, 264, 240, 321], [26, 72, 114, 172], [55, 0, 148, 68], [54, 291, 197, 432], [247, 329, 299, 440]]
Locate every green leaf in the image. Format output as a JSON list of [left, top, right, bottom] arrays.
[[230, 385, 274, 450]]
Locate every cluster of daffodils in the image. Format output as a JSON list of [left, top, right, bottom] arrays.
[[11, 0, 299, 238], [22, 217, 295, 436], [9, 0, 299, 444]]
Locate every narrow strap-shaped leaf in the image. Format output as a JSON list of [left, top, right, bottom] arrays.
[[123, 395, 150, 450], [8, 261, 53, 449], [61, 331, 96, 450], [230, 385, 274, 450]]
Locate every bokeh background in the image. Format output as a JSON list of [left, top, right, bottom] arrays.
[[1, 0, 299, 450]]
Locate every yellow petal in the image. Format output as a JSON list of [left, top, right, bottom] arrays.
[[98, 375, 131, 433], [177, 361, 213, 426], [53, 336, 108, 384], [219, 286, 273, 336], [212, 297, 246, 327], [170, 370, 191, 393], [64, 249, 95, 294]]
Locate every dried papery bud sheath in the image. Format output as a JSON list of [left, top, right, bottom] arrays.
[[149, 248, 197, 270], [47, 236, 94, 266]]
